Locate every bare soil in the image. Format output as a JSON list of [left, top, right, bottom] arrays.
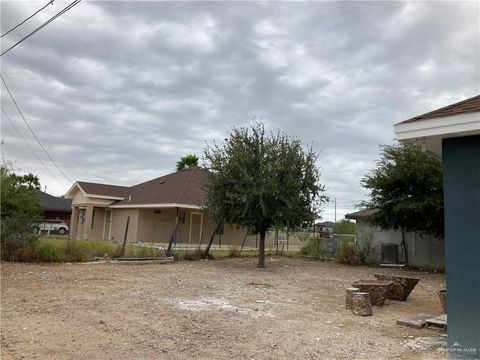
[[1, 257, 447, 359]]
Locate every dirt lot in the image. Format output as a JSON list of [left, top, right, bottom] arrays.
[[1, 257, 447, 359]]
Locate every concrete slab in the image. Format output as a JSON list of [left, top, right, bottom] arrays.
[[426, 314, 447, 331], [397, 313, 434, 328]]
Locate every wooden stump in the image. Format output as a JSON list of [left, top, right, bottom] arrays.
[[346, 287, 360, 309], [351, 292, 373, 316], [352, 279, 393, 306], [373, 273, 420, 301], [437, 289, 447, 313]]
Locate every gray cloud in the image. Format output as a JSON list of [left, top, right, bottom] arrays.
[[1, 1, 478, 221]]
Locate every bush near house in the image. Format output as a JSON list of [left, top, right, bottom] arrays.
[[2, 237, 166, 263]]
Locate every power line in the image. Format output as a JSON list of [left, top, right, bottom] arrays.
[[1, 107, 69, 190], [1, 74, 73, 184], [1, 0, 55, 38], [1, 0, 81, 57]]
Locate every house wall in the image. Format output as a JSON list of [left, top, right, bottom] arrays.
[[70, 188, 116, 207], [136, 208, 177, 244], [133, 207, 255, 247], [201, 218, 256, 248], [110, 208, 139, 243], [443, 135, 480, 356], [89, 207, 106, 240], [356, 220, 444, 270]]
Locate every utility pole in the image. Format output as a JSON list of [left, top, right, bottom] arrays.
[[334, 197, 337, 223]]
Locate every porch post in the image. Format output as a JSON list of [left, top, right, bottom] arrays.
[[84, 204, 94, 240], [70, 206, 79, 241]]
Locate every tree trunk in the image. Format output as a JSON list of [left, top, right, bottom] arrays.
[[258, 230, 266, 268], [204, 223, 220, 258], [401, 226, 409, 265], [121, 216, 130, 256]]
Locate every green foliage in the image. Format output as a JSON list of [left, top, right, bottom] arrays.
[[1, 164, 42, 258], [361, 143, 444, 238], [1, 237, 166, 262], [176, 154, 199, 171], [203, 122, 326, 267], [227, 246, 239, 258], [333, 219, 356, 235], [356, 228, 376, 264], [33, 240, 65, 262], [0, 163, 41, 219], [299, 236, 325, 258], [336, 240, 358, 265]]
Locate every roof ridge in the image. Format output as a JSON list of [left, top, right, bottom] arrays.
[[400, 94, 480, 124], [416, 95, 480, 117], [78, 180, 130, 189]]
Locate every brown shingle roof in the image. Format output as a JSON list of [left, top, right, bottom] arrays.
[[114, 166, 205, 206], [77, 181, 130, 198], [399, 95, 480, 124], [345, 208, 378, 220], [37, 191, 72, 212]]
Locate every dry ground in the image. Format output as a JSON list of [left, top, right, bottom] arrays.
[[1, 257, 447, 360]]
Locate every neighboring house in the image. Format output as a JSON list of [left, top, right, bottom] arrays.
[[317, 221, 335, 233], [65, 166, 254, 247], [394, 95, 480, 356], [37, 191, 72, 223], [345, 209, 444, 270]]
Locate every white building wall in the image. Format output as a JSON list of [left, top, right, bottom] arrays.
[[356, 219, 444, 270]]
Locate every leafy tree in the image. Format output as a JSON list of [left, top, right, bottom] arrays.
[[203, 122, 325, 267], [361, 143, 444, 264], [1, 164, 41, 218], [0, 163, 42, 259], [333, 219, 356, 235], [176, 154, 199, 171]]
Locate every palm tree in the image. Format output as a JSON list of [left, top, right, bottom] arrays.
[[176, 154, 199, 171]]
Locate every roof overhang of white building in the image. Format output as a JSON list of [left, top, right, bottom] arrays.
[[394, 111, 480, 159]]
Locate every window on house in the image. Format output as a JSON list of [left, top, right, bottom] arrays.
[[79, 209, 85, 223], [154, 210, 161, 214]]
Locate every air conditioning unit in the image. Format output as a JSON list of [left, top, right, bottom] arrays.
[[381, 243, 398, 264]]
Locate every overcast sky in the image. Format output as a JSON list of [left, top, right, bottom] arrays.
[[1, 1, 478, 222]]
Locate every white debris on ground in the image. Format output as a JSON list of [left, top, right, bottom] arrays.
[[171, 297, 277, 319], [404, 336, 447, 352], [173, 297, 237, 312]]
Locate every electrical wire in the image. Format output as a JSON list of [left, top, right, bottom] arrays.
[[1, 74, 73, 184], [1, 0, 81, 57], [1, 0, 55, 38], [1, 107, 69, 190]]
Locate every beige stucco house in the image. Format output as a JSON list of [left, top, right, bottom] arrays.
[[65, 167, 254, 247]]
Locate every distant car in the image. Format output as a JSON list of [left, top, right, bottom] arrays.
[[33, 219, 69, 235]]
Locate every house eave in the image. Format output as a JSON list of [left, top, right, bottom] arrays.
[[394, 112, 480, 158], [109, 203, 202, 209], [85, 194, 125, 200]]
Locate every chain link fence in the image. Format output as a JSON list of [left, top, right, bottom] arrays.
[[1, 216, 39, 260]]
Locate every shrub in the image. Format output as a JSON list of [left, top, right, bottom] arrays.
[[356, 229, 377, 264], [33, 240, 65, 262], [1, 216, 39, 261], [336, 240, 358, 265], [228, 246, 239, 258], [299, 236, 325, 258], [183, 250, 202, 261]]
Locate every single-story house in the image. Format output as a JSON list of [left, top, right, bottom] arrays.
[[394, 95, 479, 357], [65, 166, 255, 247], [317, 221, 335, 233], [37, 191, 72, 223], [345, 209, 444, 270]]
